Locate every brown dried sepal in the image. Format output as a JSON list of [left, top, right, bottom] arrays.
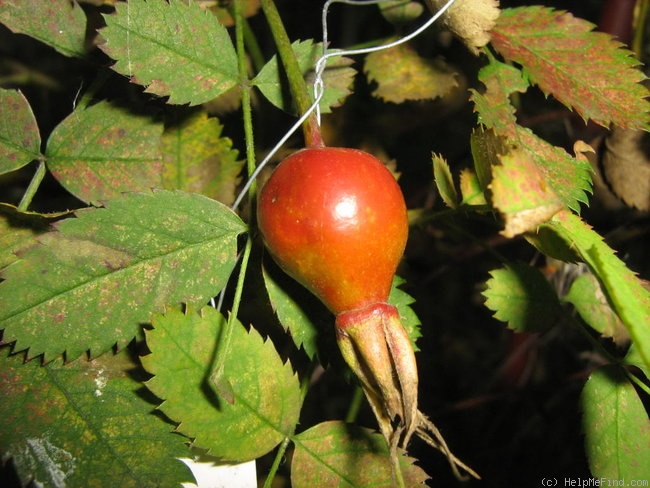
[[425, 0, 500, 55]]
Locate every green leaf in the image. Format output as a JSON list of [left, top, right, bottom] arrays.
[[45, 101, 163, 205], [624, 344, 650, 380], [0, 204, 70, 269], [141, 306, 302, 462], [0, 0, 87, 57], [0, 347, 194, 488], [161, 110, 243, 206], [291, 420, 429, 487], [0, 89, 41, 175], [364, 40, 458, 103], [483, 262, 563, 333], [100, 0, 238, 105], [539, 211, 650, 372], [262, 268, 422, 360], [432, 153, 459, 209], [253, 40, 355, 114], [262, 259, 327, 360], [0, 190, 246, 361], [492, 7, 650, 130], [564, 273, 627, 344], [471, 61, 593, 213], [581, 365, 650, 480], [389, 276, 422, 351]]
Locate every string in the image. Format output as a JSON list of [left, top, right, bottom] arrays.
[[230, 0, 458, 213]]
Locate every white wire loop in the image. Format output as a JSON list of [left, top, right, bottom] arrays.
[[230, 0, 457, 213]]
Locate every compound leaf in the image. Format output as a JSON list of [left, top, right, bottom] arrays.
[[492, 7, 650, 130], [291, 421, 429, 487], [483, 262, 563, 333], [141, 306, 302, 462], [45, 101, 163, 205], [581, 365, 650, 480], [0, 0, 87, 57], [471, 61, 593, 212], [0, 89, 41, 175], [100, 0, 238, 105], [0, 190, 246, 361], [161, 110, 242, 206], [0, 347, 194, 488]]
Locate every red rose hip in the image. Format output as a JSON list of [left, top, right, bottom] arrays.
[[257, 147, 408, 315]]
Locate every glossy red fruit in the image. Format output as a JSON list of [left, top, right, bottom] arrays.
[[257, 147, 408, 315]]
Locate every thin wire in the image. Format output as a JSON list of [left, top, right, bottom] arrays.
[[231, 0, 456, 213]]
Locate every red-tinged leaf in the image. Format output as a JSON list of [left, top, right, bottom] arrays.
[[0, 190, 246, 361], [45, 101, 163, 205], [471, 61, 593, 212], [490, 146, 563, 237], [291, 421, 429, 487], [0, 89, 41, 175], [0, 348, 194, 487], [0, 0, 87, 58], [491, 6, 650, 130]]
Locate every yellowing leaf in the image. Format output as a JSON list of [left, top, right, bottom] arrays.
[[142, 307, 302, 462], [492, 7, 650, 130], [490, 146, 563, 237], [459, 169, 487, 206], [161, 110, 242, 205], [364, 40, 458, 103], [432, 153, 458, 209], [291, 421, 429, 487]]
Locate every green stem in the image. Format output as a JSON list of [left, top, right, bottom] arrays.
[[259, 0, 323, 147], [242, 17, 266, 73], [263, 362, 314, 488], [18, 159, 47, 212], [344, 385, 365, 423], [262, 436, 291, 488], [209, 0, 257, 395]]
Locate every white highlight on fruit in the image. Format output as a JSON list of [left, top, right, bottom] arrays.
[[334, 196, 358, 221]]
